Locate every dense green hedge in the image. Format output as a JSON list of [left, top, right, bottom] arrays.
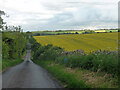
[[55, 52, 118, 76], [1, 31, 28, 71], [30, 37, 63, 61], [2, 32, 28, 59]]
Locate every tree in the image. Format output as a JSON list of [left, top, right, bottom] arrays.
[[0, 10, 5, 30], [75, 32, 79, 34]]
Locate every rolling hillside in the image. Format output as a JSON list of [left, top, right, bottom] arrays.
[[34, 32, 118, 53]]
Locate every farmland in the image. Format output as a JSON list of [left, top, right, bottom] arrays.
[[32, 29, 118, 35], [1, 4, 119, 88], [31, 35, 118, 88], [34, 32, 118, 53]]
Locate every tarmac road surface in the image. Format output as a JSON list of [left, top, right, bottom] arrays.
[[2, 43, 62, 88]]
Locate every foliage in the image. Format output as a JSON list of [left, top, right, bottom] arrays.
[[2, 59, 23, 72], [1, 10, 27, 71], [30, 37, 63, 61], [0, 10, 5, 30], [82, 30, 95, 34], [33, 60, 90, 88], [55, 50, 118, 76], [2, 25, 23, 32], [2, 31, 28, 59], [2, 41, 9, 59]]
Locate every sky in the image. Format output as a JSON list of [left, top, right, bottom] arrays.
[[0, 0, 119, 32]]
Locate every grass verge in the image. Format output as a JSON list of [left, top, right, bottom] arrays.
[[33, 60, 118, 88], [33, 60, 91, 88], [1, 59, 24, 72]]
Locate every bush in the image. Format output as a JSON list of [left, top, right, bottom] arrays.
[[2, 32, 28, 59], [2, 41, 9, 59], [55, 51, 118, 76], [30, 37, 64, 61]]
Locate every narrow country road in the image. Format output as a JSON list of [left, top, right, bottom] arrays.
[[2, 43, 62, 88]]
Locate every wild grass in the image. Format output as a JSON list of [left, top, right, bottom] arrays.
[[33, 60, 90, 88], [55, 50, 118, 76], [2, 59, 24, 72], [33, 60, 118, 88]]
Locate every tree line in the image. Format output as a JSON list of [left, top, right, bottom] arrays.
[[0, 10, 28, 60]]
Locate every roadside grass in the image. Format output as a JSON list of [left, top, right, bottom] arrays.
[[55, 52, 118, 76], [1, 48, 26, 73], [2, 59, 24, 72], [33, 60, 118, 88], [33, 60, 90, 88], [65, 68, 118, 88], [34, 60, 118, 88]]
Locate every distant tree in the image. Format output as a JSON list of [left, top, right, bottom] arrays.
[[0, 10, 5, 30], [5, 25, 8, 31], [75, 32, 79, 34], [26, 31, 32, 38], [118, 29, 120, 32]]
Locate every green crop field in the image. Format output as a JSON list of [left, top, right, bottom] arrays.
[[32, 29, 118, 35], [34, 32, 118, 53], [32, 30, 84, 34]]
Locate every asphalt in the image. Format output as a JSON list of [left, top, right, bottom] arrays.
[[2, 43, 62, 88]]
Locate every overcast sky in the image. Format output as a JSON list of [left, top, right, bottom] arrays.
[[0, 0, 119, 32]]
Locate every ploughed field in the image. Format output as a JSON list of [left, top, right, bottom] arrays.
[[34, 32, 118, 53]]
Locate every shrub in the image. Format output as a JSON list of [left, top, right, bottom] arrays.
[[2, 32, 28, 59], [55, 51, 118, 76], [30, 37, 64, 61], [2, 41, 9, 59]]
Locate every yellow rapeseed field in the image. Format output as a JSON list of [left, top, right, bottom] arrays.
[[34, 32, 118, 53], [94, 30, 106, 32]]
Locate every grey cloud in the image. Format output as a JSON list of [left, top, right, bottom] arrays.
[[42, 1, 114, 12], [64, 1, 113, 5], [2, 0, 118, 31], [39, 4, 117, 30]]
